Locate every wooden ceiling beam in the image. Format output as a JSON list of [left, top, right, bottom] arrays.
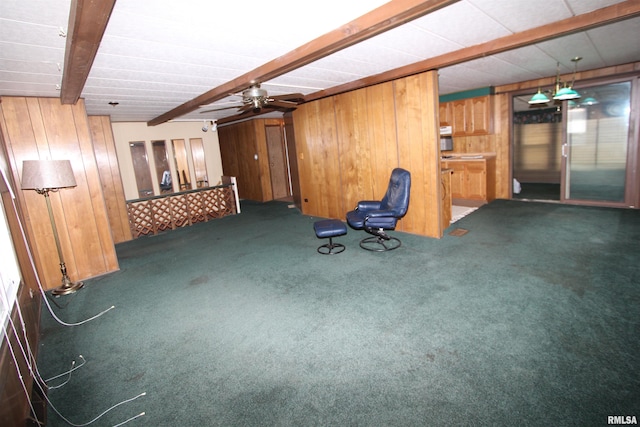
[[60, 0, 116, 105], [306, 0, 640, 102], [148, 0, 459, 126]]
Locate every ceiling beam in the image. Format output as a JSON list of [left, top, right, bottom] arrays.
[[148, 0, 460, 126], [60, 0, 116, 104], [306, 0, 640, 102]]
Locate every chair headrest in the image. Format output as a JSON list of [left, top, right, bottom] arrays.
[[380, 168, 411, 216]]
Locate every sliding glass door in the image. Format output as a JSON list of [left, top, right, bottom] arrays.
[[562, 81, 631, 204]]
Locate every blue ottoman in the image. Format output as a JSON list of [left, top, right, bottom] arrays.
[[313, 219, 347, 255]]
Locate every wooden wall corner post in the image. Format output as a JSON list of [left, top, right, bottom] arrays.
[[394, 69, 443, 238]]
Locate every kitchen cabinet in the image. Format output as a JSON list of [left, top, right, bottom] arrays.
[[441, 155, 496, 204], [439, 102, 453, 126], [445, 95, 492, 136]]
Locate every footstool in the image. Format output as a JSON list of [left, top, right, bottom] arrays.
[[313, 219, 347, 255]]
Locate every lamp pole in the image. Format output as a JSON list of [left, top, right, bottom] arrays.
[[36, 188, 84, 295], [21, 160, 84, 296], [36, 188, 83, 295]]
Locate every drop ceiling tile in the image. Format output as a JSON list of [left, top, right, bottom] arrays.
[[467, 0, 573, 32], [586, 17, 640, 66], [409, 1, 512, 46], [356, 25, 462, 60], [535, 33, 605, 71], [565, 0, 626, 14]]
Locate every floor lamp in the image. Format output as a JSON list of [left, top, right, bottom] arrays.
[[21, 160, 84, 295]]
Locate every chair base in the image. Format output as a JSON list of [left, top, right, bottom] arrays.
[[318, 237, 346, 255], [359, 235, 401, 252]]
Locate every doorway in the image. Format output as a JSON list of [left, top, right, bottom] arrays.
[[512, 78, 636, 207], [265, 124, 291, 201]]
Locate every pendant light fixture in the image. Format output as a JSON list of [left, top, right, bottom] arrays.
[[528, 88, 550, 105], [553, 56, 581, 101], [528, 57, 582, 105]]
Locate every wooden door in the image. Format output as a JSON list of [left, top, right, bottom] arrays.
[[265, 124, 289, 200]]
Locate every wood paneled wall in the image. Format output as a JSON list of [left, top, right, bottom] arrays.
[[218, 118, 285, 202], [218, 120, 263, 201], [0, 128, 43, 426], [292, 70, 444, 238], [0, 97, 119, 290], [88, 116, 132, 243]]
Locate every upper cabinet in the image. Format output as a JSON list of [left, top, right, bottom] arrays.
[[442, 95, 493, 136], [439, 101, 453, 127]]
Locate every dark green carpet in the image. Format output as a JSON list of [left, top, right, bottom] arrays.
[[513, 182, 560, 201], [38, 200, 640, 426]]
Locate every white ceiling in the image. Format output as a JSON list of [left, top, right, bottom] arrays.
[[1, 0, 639, 124]]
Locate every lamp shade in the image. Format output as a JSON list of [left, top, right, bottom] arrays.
[[528, 90, 550, 105], [21, 160, 77, 190], [553, 87, 581, 101]]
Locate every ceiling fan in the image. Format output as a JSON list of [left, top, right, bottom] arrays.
[[200, 84, 304, 115]]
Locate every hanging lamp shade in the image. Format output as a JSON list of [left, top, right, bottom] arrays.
[[553, 86, 580, 101], [582, 96, 598, 105], [528, 90, 550, 105]]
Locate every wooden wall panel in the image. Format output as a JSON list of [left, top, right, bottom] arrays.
[[88, 116, 132, 244], [393, 72, 441, 237], [292, 70, 444, 238], [0, 283, 41, 426], [0, 96, 119, 290], [294, 98, 343, 219], [335, 89, 374, 213], [0, 130, 42, 427], [218, 125, 240, 178], [219, 120, 264, 201], [492, 93, 511, 199], [366, 82, 399, 199]]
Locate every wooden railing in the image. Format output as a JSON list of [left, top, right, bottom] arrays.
[[126, 184, 237, 238]]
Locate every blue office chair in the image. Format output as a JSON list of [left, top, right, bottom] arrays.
[[346, 168, 411, 251]]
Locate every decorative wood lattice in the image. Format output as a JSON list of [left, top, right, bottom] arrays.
[[126, 185, 237, 238]]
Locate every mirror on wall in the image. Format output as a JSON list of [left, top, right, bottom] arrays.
[[129, 141, 153, 198], [190, 138, 209, 188], [152, 140, 172, 194], [172, 139, 191, 190]]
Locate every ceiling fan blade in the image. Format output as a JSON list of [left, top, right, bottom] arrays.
[[237, 103, 257, 113], [217, 108, 271, 125], [270, 93, 305, 102], [199, 105, 243, 113], [267, 100, 299, 109]]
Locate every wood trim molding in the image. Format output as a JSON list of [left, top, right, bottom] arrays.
[[148, 0, 459, 126], [60, 0, 117, 104]]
